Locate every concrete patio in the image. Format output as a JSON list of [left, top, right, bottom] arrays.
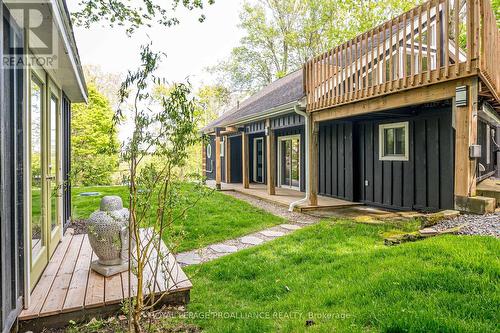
[[206, 180, 361, 211]]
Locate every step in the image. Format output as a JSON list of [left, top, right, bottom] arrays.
[[455, 195, 496, 214]]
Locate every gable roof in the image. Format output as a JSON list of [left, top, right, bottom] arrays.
[[202, 69, 305, 133]]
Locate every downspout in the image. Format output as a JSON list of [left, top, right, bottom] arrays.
[[289, 104, 310, 212]]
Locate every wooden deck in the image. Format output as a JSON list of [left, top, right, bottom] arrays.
[[20, 229, 192, 330], [207, 181, 361, 211]]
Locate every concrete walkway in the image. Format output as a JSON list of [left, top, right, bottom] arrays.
[[175, 192, 321, 266]]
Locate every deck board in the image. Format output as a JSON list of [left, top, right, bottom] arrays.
[[63, 234, 92, 312], [104, 273, 123, 305], [40, 234, 85, 317], [20, 229, 74, 320], [84, 251, 105, 308], [20, 228, 191, 324]]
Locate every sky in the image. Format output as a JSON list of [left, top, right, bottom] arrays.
[[66, 0, 244, 88]]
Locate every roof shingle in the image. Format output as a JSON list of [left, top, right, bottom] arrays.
[[202, 69, 304, 133]]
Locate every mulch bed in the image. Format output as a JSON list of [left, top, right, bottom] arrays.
[[67, 219, 88, 235], [40, 306, 201, 333]]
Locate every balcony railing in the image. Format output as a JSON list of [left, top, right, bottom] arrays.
[[304, 0, 500, 112]]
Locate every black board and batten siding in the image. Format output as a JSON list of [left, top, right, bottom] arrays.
[[270, 113, 304, 129], [319, 105, 454, 211], [318, 122, 354, 201], [229, 135, 242, 183], [1, 6, 25, 333], [245, 121, 265, 134]]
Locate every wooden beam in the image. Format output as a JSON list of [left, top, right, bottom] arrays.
[[454, 77, 478, 199], [215, 133, 221, 190], [312, 76, 477, 123], [308, 121, 319, 206], [242, 131, 249, 189], [266, 119, 276, 195]]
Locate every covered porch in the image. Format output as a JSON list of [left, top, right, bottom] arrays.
[[206, 180, 360, 211]]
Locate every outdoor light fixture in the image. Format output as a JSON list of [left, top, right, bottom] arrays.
[[456, 86, 468, 107]]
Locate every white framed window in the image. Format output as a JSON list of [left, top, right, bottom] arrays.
[[206, 144, 212, 159], [379, 122, 409, 161], [220, 137, 225, 157]]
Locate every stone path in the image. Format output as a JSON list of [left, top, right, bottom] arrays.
[[175, 192, 321, 266]]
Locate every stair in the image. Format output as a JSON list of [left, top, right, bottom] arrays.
[[477, 178, 500, 208]]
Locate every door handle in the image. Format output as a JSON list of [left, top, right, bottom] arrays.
[[46, 175, 56, 180]]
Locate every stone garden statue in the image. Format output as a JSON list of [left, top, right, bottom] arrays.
[[87, 196, 135, 277]]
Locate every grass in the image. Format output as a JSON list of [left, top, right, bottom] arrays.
[[169, 220, 500, 333], [70, 184, 285, 252]]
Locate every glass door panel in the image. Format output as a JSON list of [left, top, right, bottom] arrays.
[[47, 89, 62, 258], [30, 76, 48, 287], [279, 136, 300, 189], [29, 76, 62, 289], [291, 138, 300, 188], [49, 95, 58, 233], [31, 79, 44, 262], [254, 138, 264, 183]]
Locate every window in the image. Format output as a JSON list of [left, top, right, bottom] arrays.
[[206, 144, 212, 159], [379, 122, 409, 161], [220, 137, 225, 157]]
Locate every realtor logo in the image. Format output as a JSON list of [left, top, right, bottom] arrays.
[[3, 0, 58, 68]]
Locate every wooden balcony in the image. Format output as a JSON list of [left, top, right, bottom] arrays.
[[304, 0, 500, 112]]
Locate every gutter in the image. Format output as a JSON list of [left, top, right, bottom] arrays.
[[288, 104, 309, 212]]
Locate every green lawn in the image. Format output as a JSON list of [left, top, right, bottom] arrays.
[[71, 185, 284, 252], [171, 220, 500, 333]]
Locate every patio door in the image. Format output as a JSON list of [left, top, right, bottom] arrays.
[[29, 73, 62, 288], [253, 137, 264, 183], [278, 135, 300, 189]]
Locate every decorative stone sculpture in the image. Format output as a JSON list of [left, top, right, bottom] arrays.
[[87, 196, 134, 277]]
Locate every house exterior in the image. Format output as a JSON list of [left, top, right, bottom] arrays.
[[202, 0, 499, 213], [0, 1, 87, 332]]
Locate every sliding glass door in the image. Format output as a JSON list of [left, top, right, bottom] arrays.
[[278, 135, 300, 190]]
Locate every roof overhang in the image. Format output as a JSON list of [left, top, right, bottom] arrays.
[[5, 0, 87, 103]]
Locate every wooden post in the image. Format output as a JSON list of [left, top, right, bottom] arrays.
[[308, 121, 319, 206], [454, 78, 478, 201], [215, 130, 221, 190], [225, 136, 231, 183], [266, 119, 276, 195], [242, 131, 249, 189]]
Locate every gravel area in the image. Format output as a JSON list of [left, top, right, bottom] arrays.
[[432, 212, 500, 237]]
